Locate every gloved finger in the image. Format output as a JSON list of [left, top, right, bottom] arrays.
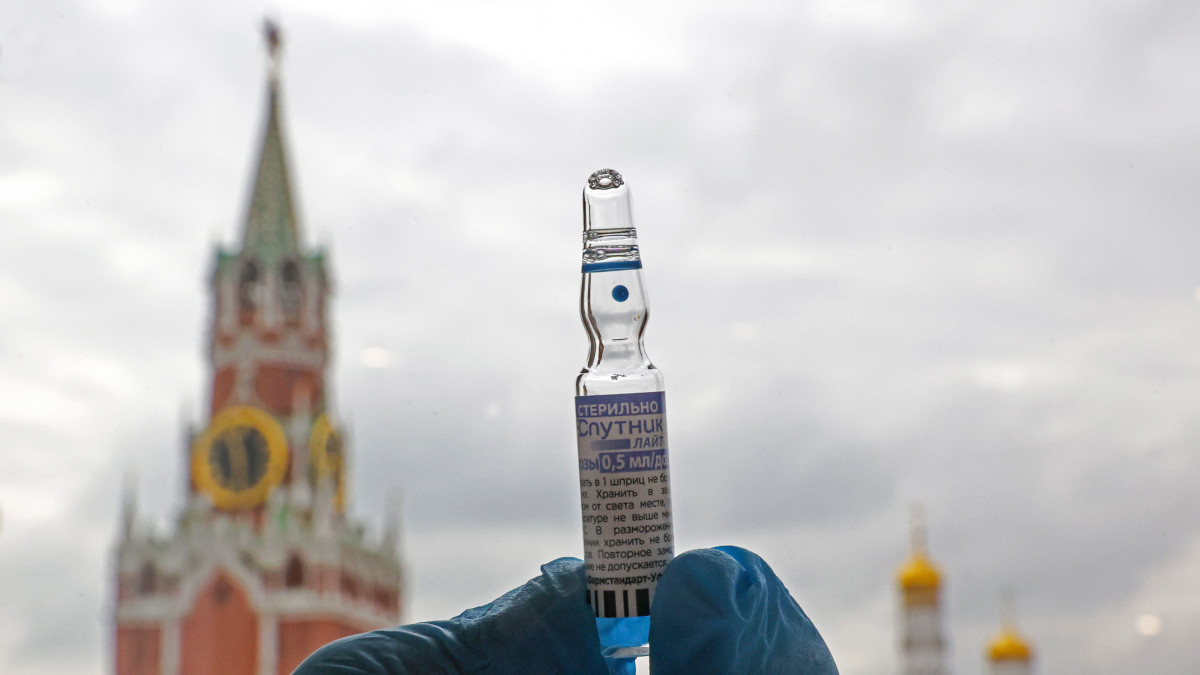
[[291, 622, 467, 675], [649, 546, 838, 675], [293, 557, 609, 675], [451, 556, 609, 674]]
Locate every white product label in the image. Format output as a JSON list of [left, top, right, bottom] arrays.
[[575, 391, 674, 618]]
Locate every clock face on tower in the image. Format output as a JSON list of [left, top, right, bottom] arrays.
[[191, 406, 289, 510], [309, 413, 345, 513]]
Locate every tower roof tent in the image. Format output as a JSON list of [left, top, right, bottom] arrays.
[[239, 19, 302, 262]]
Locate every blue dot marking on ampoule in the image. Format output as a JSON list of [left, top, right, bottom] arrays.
[[612, 285, 630, 302]]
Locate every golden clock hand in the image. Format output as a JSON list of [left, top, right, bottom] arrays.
[[223, 427, 252, 490]]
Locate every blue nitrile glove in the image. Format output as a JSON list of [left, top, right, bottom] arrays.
[[292, 547, 838, 675], [292, 557, 608, 675], [651, 546, 838, 675]]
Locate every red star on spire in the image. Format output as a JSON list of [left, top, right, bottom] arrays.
[[264, 18, 282, 63]]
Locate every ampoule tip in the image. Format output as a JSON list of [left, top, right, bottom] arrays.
[[588, 169, 624, 190]]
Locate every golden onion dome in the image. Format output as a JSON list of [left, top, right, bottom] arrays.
[[897, 551, 941, 590], [988, 626, 1033, 662]]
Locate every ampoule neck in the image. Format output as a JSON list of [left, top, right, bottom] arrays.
[[582, 169, 641, 271]]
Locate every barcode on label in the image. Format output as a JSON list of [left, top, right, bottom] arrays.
[[588, 588, 652, 618]]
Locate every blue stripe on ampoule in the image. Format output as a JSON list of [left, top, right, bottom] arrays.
[[581, 260, 643, 273]]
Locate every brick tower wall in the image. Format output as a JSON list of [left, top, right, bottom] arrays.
[[181, 571, 259, 675]]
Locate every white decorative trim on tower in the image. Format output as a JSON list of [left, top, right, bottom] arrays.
[[258, 613, 278, 675], [162, 619, 181, 675]]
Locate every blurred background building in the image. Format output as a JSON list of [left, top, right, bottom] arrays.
[[897, 516, 1036, 675], [111, 25, 404, 675], [986, 594, 1034, 675], [897, 512, 947, 675]]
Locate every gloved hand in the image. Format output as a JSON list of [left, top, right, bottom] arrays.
[[292, 546, 838, 675], [649, 546, 838, 674]]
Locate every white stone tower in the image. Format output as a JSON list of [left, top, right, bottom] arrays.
[[986, 591, 1034, 675], [896, 508, 946, 675]]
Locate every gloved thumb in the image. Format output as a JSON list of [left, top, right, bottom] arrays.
[[649, 546, 838, 675]]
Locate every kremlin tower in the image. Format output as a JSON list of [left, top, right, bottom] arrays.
[[112, 24, 403, 675], [896, 509, 946, 675]]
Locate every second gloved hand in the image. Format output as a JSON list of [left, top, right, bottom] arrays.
[[651, 546, 838, 674]]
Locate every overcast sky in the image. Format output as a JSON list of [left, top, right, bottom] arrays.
[[2, 0, 1199, 673]]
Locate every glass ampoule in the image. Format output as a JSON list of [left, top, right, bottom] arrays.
[[574, 169, 674, 671]]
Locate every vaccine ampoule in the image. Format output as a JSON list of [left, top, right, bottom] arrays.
[[574, 169, 674, 668]]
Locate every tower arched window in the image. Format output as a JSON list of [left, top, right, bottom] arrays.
[[281, 260, 302, 325], [285, 553, 305, 589], [138, 562, 158, 595], [340, 570, 359, 598], [238, 261, 260, 322]]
